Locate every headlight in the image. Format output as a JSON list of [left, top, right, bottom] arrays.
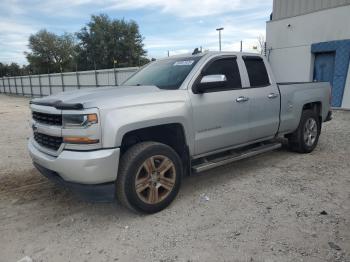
[[61, 112, 101, 148], [63, 113, 98, 128]]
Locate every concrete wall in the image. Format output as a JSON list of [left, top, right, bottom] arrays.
[[267, 45, 313, 83], [267, 5, 350, 107], [272, 0, 350, 20], [0, 67, 138, 97], [267, 5, 350, 81]]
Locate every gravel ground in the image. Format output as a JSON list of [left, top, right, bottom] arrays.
[[0, 94, 349, 262]]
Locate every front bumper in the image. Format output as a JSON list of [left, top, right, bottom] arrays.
[[34, 162, 115, 202], [28, 139, 120, 200]]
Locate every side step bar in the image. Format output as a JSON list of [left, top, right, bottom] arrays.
[[192, 142, 282, 173]]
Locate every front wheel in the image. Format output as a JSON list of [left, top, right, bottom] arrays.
[[288, 110, 321, 153], [116, 142, 182, 213]]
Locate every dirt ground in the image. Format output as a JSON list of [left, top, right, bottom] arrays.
[[0, 94, 349, 262]]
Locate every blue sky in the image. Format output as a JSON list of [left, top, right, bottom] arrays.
[[0, 0, 272, 65]]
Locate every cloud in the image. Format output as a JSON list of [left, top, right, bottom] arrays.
[[0, 0, 271, 64], [1, 0, 270, 19], [143, 9, 267, 58], [38, 0, 95, 16], [0, 0, 26, 15], [106, 0, 270, 18], [0, 21, 35, 34], [106, 0, 239, 17], [169, 49, 191, 56], [137, 1, 270, 57], [0, 20, 37, 64], [145, 37, 198, 49]]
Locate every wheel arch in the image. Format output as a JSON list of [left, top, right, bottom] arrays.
[[120, 123, 191, 176], [302, 101, 322, 125]]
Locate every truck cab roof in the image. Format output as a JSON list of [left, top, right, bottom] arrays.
[[156, 51, 265, 62]]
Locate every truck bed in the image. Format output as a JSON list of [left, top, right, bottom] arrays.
[[277, 81, 331, 135]]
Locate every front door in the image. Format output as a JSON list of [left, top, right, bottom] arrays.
[[190, 56, 251, 156]]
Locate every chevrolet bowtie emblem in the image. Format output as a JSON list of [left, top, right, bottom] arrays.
[[32, 123, 38, 132]]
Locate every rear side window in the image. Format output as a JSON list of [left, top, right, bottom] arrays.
[[243, 56, 270, 87], [203, 57, 242, 91]]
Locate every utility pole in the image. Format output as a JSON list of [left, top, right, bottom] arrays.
[[167, 50, 170, 57], [240, 40, 243, 52], [216, 27, 224, 51]]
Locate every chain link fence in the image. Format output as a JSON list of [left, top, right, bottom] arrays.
[[0, 67, 138, 97]]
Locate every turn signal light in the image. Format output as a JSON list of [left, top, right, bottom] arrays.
[[63, 137, 99, 144]]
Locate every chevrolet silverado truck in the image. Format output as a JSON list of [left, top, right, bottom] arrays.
[[28, 51, 332, 213]]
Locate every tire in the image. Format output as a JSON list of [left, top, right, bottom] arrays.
[[288, 110, 321, 153], [116, 142, 183, 214]]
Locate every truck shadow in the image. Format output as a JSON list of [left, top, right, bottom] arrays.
[[0, 148, 293, 223]]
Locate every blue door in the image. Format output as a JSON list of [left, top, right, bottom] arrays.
[[313, 52, 335, 104]]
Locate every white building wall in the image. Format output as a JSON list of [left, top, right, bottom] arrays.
[[342, 65, 350, 109], [266, 5, 350, 107], [267, 45, 313, 82]]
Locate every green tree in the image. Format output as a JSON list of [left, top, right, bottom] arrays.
[[25, 30, 76, 74], [0, 62, 7, 77], [0, 62, 23, 77], [76, 14, 149, 70], [8, 63, 21, 76]]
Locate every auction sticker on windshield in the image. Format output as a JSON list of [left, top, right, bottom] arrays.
[[174, 60, 194, 66]]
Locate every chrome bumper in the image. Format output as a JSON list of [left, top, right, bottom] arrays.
[[28, 138, 120, 184]]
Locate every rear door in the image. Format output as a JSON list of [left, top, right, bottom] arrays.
[[242, 56, 280, 142]]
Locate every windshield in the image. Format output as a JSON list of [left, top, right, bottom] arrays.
[[123, 56, 202, 89]]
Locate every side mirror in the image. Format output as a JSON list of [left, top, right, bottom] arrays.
[[195, 74, 227, 93]]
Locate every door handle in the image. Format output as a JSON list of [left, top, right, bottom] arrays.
[[236, 96, 249, 103], [268, 93, 278, 99]]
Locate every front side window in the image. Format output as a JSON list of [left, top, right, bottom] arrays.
[[202, 57, 242, 91], [243, 56, 270, 87], [123, 56, 202, 90]]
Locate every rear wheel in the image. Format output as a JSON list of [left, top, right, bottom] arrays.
[[116, 142, 182, 213], [288, 110, 321, 153]]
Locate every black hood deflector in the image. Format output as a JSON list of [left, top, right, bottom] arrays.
[[30, 99, 83, 110]]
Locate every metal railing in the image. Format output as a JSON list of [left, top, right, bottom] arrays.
[[0, 67, 138, 97]]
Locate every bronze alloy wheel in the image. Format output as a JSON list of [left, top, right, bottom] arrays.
[[116, 142, 183, 213], [135, 155, 176, 205]]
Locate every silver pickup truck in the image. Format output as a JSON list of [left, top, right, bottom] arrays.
[[28, 51, 332, 213]]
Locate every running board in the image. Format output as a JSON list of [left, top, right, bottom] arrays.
[[192, 142, 282, 173]]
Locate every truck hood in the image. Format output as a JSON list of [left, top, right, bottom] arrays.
[[31, 85, 187, 110]]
